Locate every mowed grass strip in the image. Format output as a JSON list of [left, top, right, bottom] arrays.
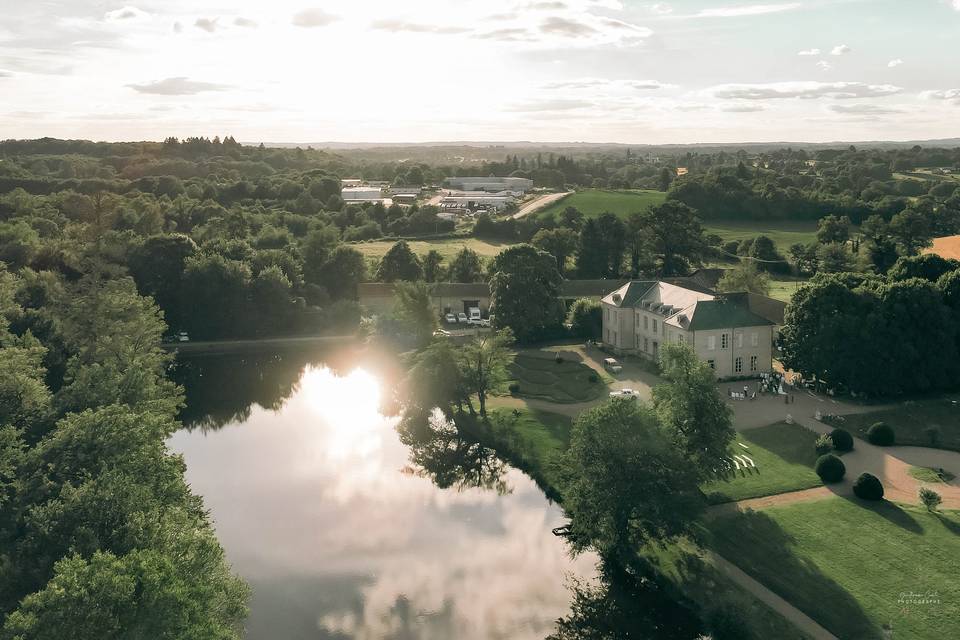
[[707, 498, 960, 640], [704, 219, 819, 255], [828, 396, 960, 452], [508, 353, 608, 403], [535, 188, 667, 220], [487, 407, 573, 493], [347, 237, 513, 261], [701, 422, 823, 504]]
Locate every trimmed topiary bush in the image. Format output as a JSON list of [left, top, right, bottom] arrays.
[[867, 422, 895, 446], [814, 434, 833, 456], [508, 382, 520, 395], [815, 454, 846, 483], [830, 427, 854, 452], [852, 473, 884, 500]]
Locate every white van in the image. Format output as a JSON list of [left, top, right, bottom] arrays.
[[467, 307, 482, 325], [603, 357, 622, 373]]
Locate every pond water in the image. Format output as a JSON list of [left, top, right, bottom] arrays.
[[168, 350, 596, 640]]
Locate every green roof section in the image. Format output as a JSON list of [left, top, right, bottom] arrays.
[[687, 298, 775, 331]]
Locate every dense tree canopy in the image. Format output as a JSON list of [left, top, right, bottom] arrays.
[[489, 244, 565, 342]]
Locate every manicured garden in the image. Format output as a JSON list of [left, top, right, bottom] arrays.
[[707, 498, 960, 640], [825, 396, 960, 451], [700, 422, 824, 504], [507, 351, 610, 403]]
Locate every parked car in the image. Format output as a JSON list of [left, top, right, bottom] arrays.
[[433, 328, 451, 337], [478, 318, 491, 327], [444, 313, 457, 324], [603, 357, 622, 373], [468, 307, 482, 323], [457, 312, 468, 324], [609, 389, 639, 399]]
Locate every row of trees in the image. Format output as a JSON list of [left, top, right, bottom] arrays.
[[781, 254, 960, 396], [0, 263, 248, 636]]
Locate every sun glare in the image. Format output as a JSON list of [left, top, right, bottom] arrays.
[[298, 366, 386, 461]]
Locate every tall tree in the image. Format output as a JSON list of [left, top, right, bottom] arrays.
[[447, 247, 484, 283], [422, 250, 444, 283], [716, 262, 770, 295], [637, 202, 707, 276], [489, 244, 565, 342], [532, 227, 578, 275], [816, 214, 852, 245], [393, 281, 437, 349], [376, 241, 422, 282], [562, 398, 702, 558], [457, 329, 514, 417], [653, 343, 735, 480]]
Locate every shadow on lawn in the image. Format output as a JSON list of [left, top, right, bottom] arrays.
[[841, 497, 923, 534], [935, 512, 960, 536], [708, 509, 878, 639]]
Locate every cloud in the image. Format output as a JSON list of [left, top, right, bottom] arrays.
[[292, 8, 340, 28], [954, 0, 960, 10], [797, 48, 820, 56], [0, 69, 13, 78], [172, 21, 183, 33], [526, 1, 569, 8], [708, 81, 903, 100], [542, 77, 674, 90], [830, 44, 851, 55], [371, 19, 469, 35], [887, 58, 903, 67], [540, 16, 598, 37], [234, 17, 258, 28], [719, 103, 765, 112], [921, 88, 960, 101], [475, 27, 536, 42], [504, 98, 594, 112], [104, 6, 150, 21], [828, 103, 902, 115], [194, 17, 219, 33], [650, 3, 673, 14], [127, 77, 229, 95], [694, 3, 801, 18], [816, 60, 832, 71]]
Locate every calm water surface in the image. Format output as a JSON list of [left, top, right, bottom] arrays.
[[168, 352, 596, 640]]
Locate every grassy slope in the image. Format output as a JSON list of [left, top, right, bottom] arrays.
[[708, 498, 960, 640], [487, 407, 572, 494], [535, 189, 667, 220], [705, 219, 819, 255], [508, 352, 610, 403], [827, 396, 960, 452], [347, 237, 512, 261], [701, 422, 823, 504]]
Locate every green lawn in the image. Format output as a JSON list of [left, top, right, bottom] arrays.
[[767, 276, 806, 303], [486, 407, 573, 496], [908, 466, 956, 483], [701, 422, 823, 504], [703, 219, 819, 255], [507, 351, 610, 403], [708, 498, 960, 640], [347, 237, 513, 260], [535, 189, 667, 220], [825, 396, 960, 452]]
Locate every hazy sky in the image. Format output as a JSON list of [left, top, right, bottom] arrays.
[[1, 0, 959, 144]]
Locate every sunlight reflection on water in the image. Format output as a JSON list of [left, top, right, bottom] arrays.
[[169, 363, 595, 640]]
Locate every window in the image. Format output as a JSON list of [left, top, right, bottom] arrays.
[[613, 331, 617, 345], [644, 316, 648, 331], [750, 355, 758, 372], [735, 356, 743, 373], [643, 337, 649, 352], [677, 334, 684, 344], [707, 359, 715, 370], [652, 319, 658, 333], [636, 334, 640, 349], [707, 335, 716, 350], [751, 332, 759, 347], [736, 333, 743, 349], [721, 333, 729, 349], [652, 341, 659, 357]]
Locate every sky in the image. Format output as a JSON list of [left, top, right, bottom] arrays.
[[1, 0, 959, 144]]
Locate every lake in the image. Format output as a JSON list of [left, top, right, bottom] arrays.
[[168, 350, 597, 640]]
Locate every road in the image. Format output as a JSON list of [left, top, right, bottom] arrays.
[[511, 191, 573, 219]]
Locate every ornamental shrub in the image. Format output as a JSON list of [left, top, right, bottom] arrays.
[[852, 473, 884, 500], [814, 434, 833, 456], [815, 454, 846, 483], [867, 422, 895, 446], [830, 428, 854, 452]]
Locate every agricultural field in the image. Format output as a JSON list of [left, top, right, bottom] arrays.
[[708, 498, 960, 640], [347, 237, 512, 261], [534, 188, 667, 220], [700, 422, 823, 504]]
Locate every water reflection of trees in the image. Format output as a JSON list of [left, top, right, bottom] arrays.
[[397, 408, 510, 495], [550, 558, 705, 640], [173, 351, 318, 430]]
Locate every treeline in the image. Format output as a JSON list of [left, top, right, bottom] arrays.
[[781, 254, 960, 397], [0, 264, 248, 636]]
